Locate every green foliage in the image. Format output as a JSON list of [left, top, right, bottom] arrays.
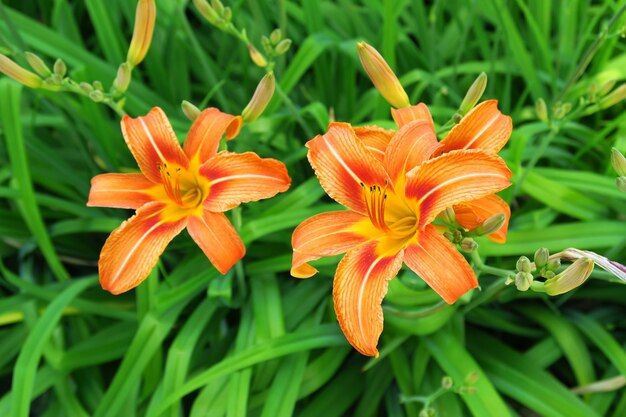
[[0, 0, 625, 416]]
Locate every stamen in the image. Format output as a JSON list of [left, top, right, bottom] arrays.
[[362, 182, 389, 231], [159, 163, 183, 205]]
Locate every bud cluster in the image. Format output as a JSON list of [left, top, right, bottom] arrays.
[[403, 372, 480, 417], [441, 209, 506, 254]]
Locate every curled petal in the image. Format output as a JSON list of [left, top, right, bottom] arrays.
[[436, 100, 512, 156], [87, 173, 160, 209], [405, 149, 512, 229], [121, 107, 189, 183], [353, 125, 395, 162], [333, 241, 404, 357], [454, 194, 510, 243], [291, 211, 370, 278], [384, 120, 439, 184], [99, 202, 187, 294], [183, 108, 242, 162], [201, 151, 290, 212], [404, 224, 478, 303], [391, 103, 435, 131], [188, 210, 245, 274], [306, 122, 389, 215]]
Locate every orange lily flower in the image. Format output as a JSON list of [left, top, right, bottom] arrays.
[[88, 107, 290, 294], [392, 100, 513, 243], [291, 117, 512, 356]]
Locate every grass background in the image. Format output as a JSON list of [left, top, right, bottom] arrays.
[[1, 0, 626, 416]]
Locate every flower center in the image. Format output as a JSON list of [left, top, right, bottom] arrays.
[[158, 162, 204, 209], [361, 182, 389, 231]]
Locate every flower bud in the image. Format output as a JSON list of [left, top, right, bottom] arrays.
[[535, 98, 548, 121], [617, 177, 626, 192], [80, 82, 94, 94], [544, 258, 594, 296], [93, 80, 104, 91], [443, 231, 454, 242], [270, 28, 282, 44], [0, 53, 42, 88], [113, 62, 132, 94], [25, 52, 51, 77], [460, 238, 478, 253], [543, 271, 555, 279], [89, 90, 104, 102], [505, 275, 515, 285], [611, 148, 626, 177], [211, 0, 224, 15], [452, 230, 463, 243], [599, 79, 617, 97], [438, 207, 456, 225], [534, 248, 549, 269], [357, 41, 410, 109], [127, 0, 156, 68], [247, 44, 267, 67], [193, 0, 218, 23], [472, 213, 506, 236], [597, 84, 626, 110], [222, 7, 232, 21], [275, 39, 292, 55], [546, 258, 561, 272], [441, 376, 453, 389], [53, 58, 67, 77], [515, 272, 533, 291], [516, 256, 532, 273], [459, 72, 487, 115], [181, 100, 201, 121], [465, 371, 480, 385], [242, 72, 275, 123]]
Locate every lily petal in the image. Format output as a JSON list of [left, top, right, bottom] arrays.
[[391, 103, 435, 131], [187, 210, 245, 274], [333, 241, 404, 356], [183, 108, 243, 162], [291, 210, 370, 278], [99, 201, 187, 294], [454, 194, 510, 243], [436, 100, 512, 156], [121, 107, 189, 183], [353, 125, 395, 162], [88, 173, 160, 209], [384, 120, 439, 184], [405, 149, 512, 229], [404, 224, 477, 303], [306, 122, 389, 215], [201, 151, 290, 212]]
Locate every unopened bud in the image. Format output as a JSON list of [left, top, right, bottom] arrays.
[[599, 79, 617, 97], [459, 72, 487, 115], [460, 238, 478, 253], [357, 42, 410, 109], [611, 148, 626, 177], [93, 80, 104, 91], [275, 39, 292, 55], [419, 408, 437, 417], [25, 52, 51, 77], [534, 248, 549, 269], [516, 256, 532, 273], [193, 0, 219, 23], [80, 82, 93, 94], [543, 271, 555, 279], [181, 100, 201, 121], [261, 36, 272, 53], [617, 177, 626, 192], [452, 230, 463, 243], [222, 7, 232, 21], [441, 376, 453, 389], [465, 371, 480, 385], [270, 28, 282, 44], [535, 98, 548, 121], [505, 275, 515, 285], [546, 258, 561, 272], [0, 54, 43, 88], [438, 207, 456, 225], [127, 0, 156, 68], [443, 231, 454, 242], [211, 0, 224, 15], [544, 258, 594, 296], [597, 84, 626, 110], [472, 213, 506, 236], [53, 58, 66, 77], [47, 73, 62, 85], [515, 272, 533, 291], [242, 72, 275, 123], [248, 44, 267, 67], [89, 90, 104, 102], [113, 62, 132, 94]]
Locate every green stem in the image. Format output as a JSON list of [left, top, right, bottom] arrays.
[[383, 300, 447, 318], [470, 251, 512, 278]]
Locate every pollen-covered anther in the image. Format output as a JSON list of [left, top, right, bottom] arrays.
[[158, 162, 184, 206], [361, 182, 389, 231]]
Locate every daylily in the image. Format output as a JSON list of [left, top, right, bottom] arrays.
[[291, 116, 512, 356], [88, 107, 290, 294]]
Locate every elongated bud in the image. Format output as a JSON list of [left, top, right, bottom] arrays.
[[275, 39, 292, 55], [471, 213, 506, 236], [242, 72, 275, 123], [460, 238, 478, 253], [25, 52, 51, 77], [544, 258, 594, 296], [113, 62, 132, 94], [516, 256, 532, 273], [459, 72, 487, 115], [357, 42, 410, 109], [611, 148, 626, 177], [0, 54, 42, 88], [599, 79, 617, 97], [127, 0, 156, 68], [248, 44, 267, 67], [438, 207, 456, 225], [211, 0, 224, 15], [181, 100, 201, 121], [515, 272, 533, 291], [193, 0, 219, 23], [597, 84, 626, 110], [617, 177, 626, 192], [535, 98, 548, 121], [534, 248, 549, 269], [53, 58, 67, 77]]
